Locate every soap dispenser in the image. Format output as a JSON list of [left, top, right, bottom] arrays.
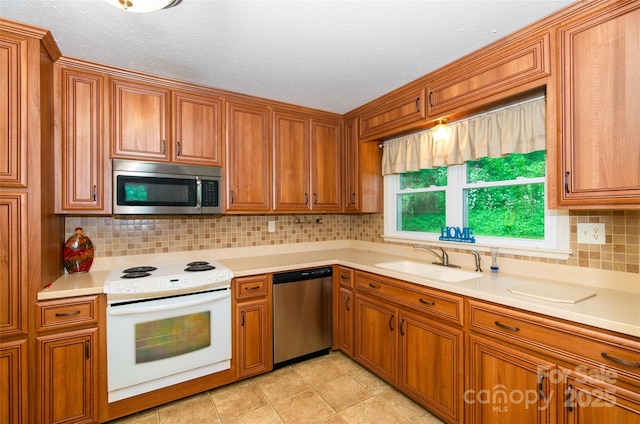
[[490, 247, 499, 273]]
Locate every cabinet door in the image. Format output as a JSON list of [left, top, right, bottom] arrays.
[[427, 33, 550, 116], [559, 2, 640, 206], [468, 335, 556, 424], [343, 118, 383, 213], [273, 110, 310, 211], [225, 101, 271, 212], [0, 339, 28, 424], [359, 87, 425, 140], [0, 193, 27, 338], [399, 311, 463, 423], [0, 34, 27, 188], [235, 299, 272, 379], [338, 287, 354, 357], [354, 294, 398, 385], [112, 78, 169, 161], [172, 91, 222, 166], [310, 118, 341, 211], [58, 66, 108, 212], [560, 368, 640, 424], [37, 328, 98, 424], [343, 118, 360, 212]]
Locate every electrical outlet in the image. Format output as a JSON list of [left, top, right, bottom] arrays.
[[577, 223, 606, 245], [268, 221, 275, 233]]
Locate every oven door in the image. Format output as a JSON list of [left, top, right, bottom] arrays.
[[106, 289, 231, 403]]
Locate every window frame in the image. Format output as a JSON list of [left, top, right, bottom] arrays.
[[383, 159, 570, 260]]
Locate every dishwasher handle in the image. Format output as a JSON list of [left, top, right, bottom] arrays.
[[272, 266, 333, 284]]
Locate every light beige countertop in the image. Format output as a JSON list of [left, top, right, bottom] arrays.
[[40, 240, 640, 338]]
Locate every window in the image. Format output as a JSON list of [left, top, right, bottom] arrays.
[[384, 151, 570, 258]]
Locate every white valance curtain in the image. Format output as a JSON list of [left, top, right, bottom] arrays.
[[381, 97, 546, 175]]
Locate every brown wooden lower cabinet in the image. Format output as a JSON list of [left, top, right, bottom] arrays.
[[467, 335, 557, 424], [233, 275, 272, 379], [560, 368, 640, 424], [338, 287, 354, 356], [0, 339, 28, 423], [399, 310, 463, 423], [37, 328, 99, 424], [353, 285, 464, 424]]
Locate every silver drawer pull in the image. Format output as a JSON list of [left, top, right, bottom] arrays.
[[55, 310, 81, 317], [369, 283, 380, 289], [601, 352, 640, 368], [494, 321, 520, 332], [419, 298, 435, 306]]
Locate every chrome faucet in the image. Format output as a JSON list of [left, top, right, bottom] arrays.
[[412, 245, 460, 268], [471, 251, 483, 272]]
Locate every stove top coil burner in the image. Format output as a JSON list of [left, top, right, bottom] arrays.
[[184, 264, 215, 272], [120, 272, 152, 279], [187, 261, 210, 267], [123, 266, 157, 274]]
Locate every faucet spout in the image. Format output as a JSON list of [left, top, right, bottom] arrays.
[[471, 251, 483, 272], [412, 245, 460, 268]]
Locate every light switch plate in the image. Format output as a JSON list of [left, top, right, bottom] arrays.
[[268, 221, 275, 233], [577, 223, 606, 245]]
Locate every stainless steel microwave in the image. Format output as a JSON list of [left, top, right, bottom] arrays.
[[113, 160, 221, 215]]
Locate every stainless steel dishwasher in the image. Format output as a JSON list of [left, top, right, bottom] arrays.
[[272, 266, 333, 366]]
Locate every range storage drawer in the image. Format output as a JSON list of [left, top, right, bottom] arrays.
[[36, 295, 99, 332], [355, 271, 463, 325]]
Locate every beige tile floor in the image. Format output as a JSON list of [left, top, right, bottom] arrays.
[[108, 351, 446, 424]]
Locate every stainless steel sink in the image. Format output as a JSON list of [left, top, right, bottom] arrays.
[[375, 260, 480, 282]]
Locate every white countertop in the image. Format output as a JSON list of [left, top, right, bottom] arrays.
[[40, 240, 640, 338]]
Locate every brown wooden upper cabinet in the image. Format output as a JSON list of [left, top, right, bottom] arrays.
[[56, 63, 110, 213], [558, 0, 640, 208], [272, 109, 342, 212], [172, 90, 222, 166], [426, 32, 551, 117], [225, 101, 271, 212], [343, 117, 383, 213], [0, 33, 27, 188], [111, 77, 222, 166], [358, 87, 425, 141], [111, 78, 170, 161]]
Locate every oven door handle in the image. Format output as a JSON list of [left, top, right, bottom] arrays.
[[108, 290, 229, 316]]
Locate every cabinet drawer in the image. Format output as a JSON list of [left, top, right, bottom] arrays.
[[355, 271, 463, 325], [37, 296, 98, 332], [338, 267, 354, 288], [234, 275, 268, 300], [468, 299, 640, 386]]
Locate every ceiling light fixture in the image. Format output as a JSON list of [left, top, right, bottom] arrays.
[[104, 0, 182, 13], [431, 118, 451, 143]]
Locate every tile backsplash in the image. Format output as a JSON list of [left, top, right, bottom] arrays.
[[65, 210, 639, 274]]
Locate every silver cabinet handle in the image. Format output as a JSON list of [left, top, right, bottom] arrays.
[[419, 298, 435, 306], [92, 185, 97, 202], [177, 141, 181, 156]]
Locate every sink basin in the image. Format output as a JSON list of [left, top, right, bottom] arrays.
[[375, 260, 480, 282]]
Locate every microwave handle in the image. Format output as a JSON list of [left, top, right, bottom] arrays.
[[196, 176, 202, 210]]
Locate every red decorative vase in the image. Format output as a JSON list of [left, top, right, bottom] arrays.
[[63, 227, 94, 274]]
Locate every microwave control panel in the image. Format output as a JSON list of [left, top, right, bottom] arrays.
[[202, 180, 219, 207]]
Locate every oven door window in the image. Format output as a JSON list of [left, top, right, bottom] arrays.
[[117, 175, 196, 206], [136, 311, 211, 363]]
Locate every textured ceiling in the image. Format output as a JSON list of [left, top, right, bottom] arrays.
[[0, 0, 574, 114]]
